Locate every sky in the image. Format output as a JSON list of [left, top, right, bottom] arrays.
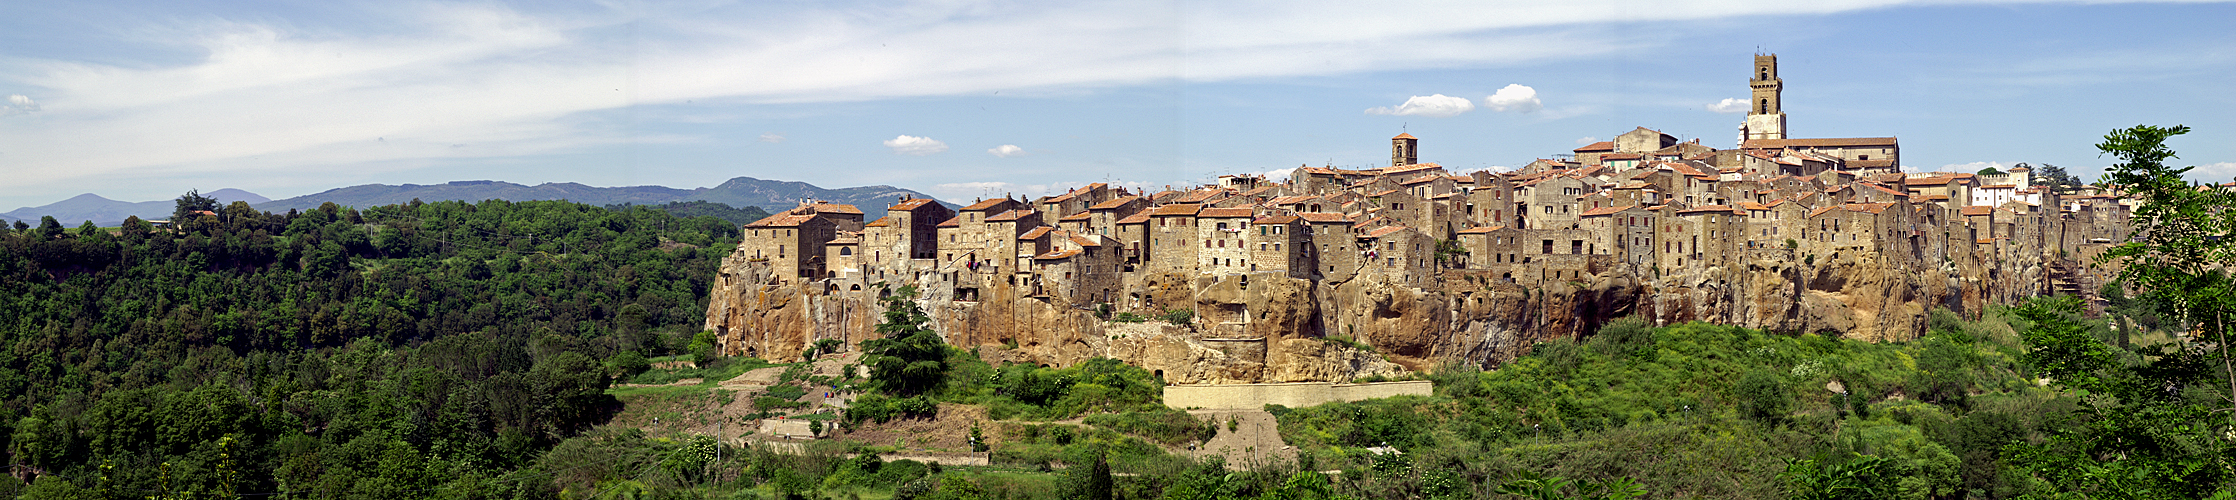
[[0, 0, 2231, 210]]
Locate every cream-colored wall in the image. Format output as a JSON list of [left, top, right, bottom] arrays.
[[1162, 380, 1434, 410]]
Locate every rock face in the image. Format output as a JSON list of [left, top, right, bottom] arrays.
[[703, 239, 2101, 380]]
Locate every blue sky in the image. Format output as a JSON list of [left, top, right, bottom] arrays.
[[1, 0, 2231, 210]]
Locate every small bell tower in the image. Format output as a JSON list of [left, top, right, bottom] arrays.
[[1391, 133, 1418, 167], [1744, 53, 1787, 142]]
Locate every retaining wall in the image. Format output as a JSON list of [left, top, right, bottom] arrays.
[[1162, 380, 1433, 410]]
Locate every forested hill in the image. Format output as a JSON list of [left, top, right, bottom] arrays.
[[0, 197, 737, 497], [254, 176, 954, 220]]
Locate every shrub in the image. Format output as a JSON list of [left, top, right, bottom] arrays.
[[1110, 312, 1147, 323], [1735, 369, 1793, 425], [1159, 309, 1194, 326]]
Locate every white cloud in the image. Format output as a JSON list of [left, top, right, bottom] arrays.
[[1705, 97, 1749, 113], [0, 0, 2159, 205], [1364, 94, 1474, 117], [988, 144, 1026, 157], [1574, 136, 1599, 145], [1484, 84, 1542, 113], [0, 95, 37, 116], [2193, 162, 2236, 180], [1246, 167, 1296, 181], [759, 132, 786, 143], [883, 135, 949, 155]]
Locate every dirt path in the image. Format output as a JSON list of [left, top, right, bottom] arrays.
[[1183, 409, 1294, 470]]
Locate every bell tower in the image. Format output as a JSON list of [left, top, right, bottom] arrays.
[[1743, 53, 1787, 142], [1391, 133, 1418, 167]]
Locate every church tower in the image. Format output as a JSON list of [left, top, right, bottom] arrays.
[[1391, 133, 1418, 167], [1742, 53, 1787, 143]]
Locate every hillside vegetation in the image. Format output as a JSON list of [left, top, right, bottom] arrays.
[[0, 198, 736, 498]]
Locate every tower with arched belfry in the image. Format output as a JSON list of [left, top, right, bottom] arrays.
[[1743, 53, 1787, 142], [1391, 133, 1418, 167]]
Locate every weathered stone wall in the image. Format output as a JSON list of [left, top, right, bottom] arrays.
[[1162, 381, 1434, 410], [706, 220, 2078, 379]]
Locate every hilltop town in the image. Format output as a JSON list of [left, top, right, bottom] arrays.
[[704, 55, 2129, 382]]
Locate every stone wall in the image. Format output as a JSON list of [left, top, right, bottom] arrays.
[[1162, 381, 1434, 410]]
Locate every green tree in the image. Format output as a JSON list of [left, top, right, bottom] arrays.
[[861, 285, 949, 396], [173, 189, 219, 232], [35, 215, 63, 240], [2007, 295, 2232, 497], [2032, 163, 2084, 192]]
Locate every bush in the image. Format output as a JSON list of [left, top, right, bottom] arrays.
[[610, 350, 651, 379], [1084, 410, 1217, 446], [1110, 312, 1147, 323], [1735, 369, 1793, 425], [1587, 316, 1655, 361], [1159, 308, 1194, 326]]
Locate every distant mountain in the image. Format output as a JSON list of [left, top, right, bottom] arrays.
[[3, 189, 268, 227], [254, 177, 955, 220], [7, 177, 955, 226], [255, 180, 696, 213], [686, 177, 958, 220]]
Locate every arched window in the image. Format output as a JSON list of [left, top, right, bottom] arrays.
[[1760, 98, 1769, 114], [840, 247, 852, 256], [1760, 68, 1767, 80]]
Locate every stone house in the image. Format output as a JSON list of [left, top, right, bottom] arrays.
[[1146, 203, 1205, 274], [742, 213, 838, 281], [1300, 212, 1359, 281], [1358, 225, 1436, 286], [1197, 207, 1258, 276], [1247, 215, 1315, 279]]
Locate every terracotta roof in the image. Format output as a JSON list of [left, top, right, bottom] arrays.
[[1116, 212, 1152, 224], [936, 216, 961, 227], [1743, 137, 1899, 148], [864, 216, 893, 227], [1457, 226, 1501, 234], [807, 203, 863, 215], [745, 213, 818, 228], [1380, 162, 1445, 175], [1175, 189, 1226, 203], [1808, 206, 1843, 218], [1398, 176, 1438, 186], [1254, 215, 1300, 224], [1858, 183, 1908, 198], [1199, 207, 1255, 218], [986, 209, 1034, 222], [1034, 249, 1083, 260], [1362, 226, 1408, 239], [1849, 203, 1893, 214], [1739, 202, 1770, 211], [1019, 226, 1054, 239], [1580, 205, 1635, 216], [1089, 195, 1141, 210], [1980, 184, 2017, 189], [1071, 234, 1102, 247], [1060, 212, 1092, 221], [1269, 195, 1318, 205], [1678, 205, 1737, 214], [1600, 153, 1643, 160], [962, 198, 1013, 211], [891, 198, 939, 211], [1573, 141, 1615, 152], [1150, 203, 1203, 216], [1296, 212, 1350, 223], [1960, 206, 1995, 216], [1393, 132, 1417, 140]]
